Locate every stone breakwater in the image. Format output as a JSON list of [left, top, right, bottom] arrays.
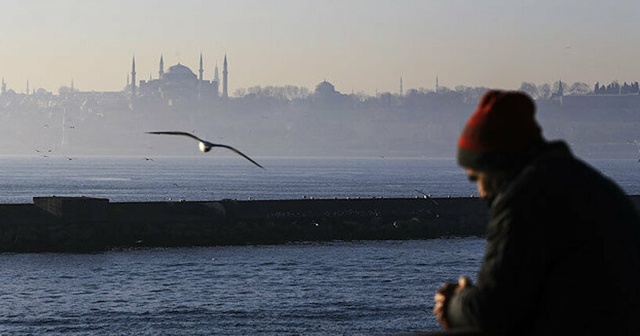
[[0, 195, 638, 252]]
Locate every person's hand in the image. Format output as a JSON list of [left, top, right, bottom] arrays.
[[457, 276, 472, 290], [434, 276, 473, 329], [434, 282, 456, 329]]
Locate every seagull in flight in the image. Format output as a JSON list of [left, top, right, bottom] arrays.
[[146, 131, 264, 169]]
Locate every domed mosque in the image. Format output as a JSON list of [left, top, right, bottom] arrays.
[[131, 53, 229, 106]]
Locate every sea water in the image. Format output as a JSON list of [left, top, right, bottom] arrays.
[[0, 156, 479, 203], [0, 156, 638, 335]]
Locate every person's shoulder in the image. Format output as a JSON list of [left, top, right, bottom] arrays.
[[530, 140, 634, 212], [491, 142, 575, 210]]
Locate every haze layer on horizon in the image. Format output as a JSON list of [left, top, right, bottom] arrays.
[[1, 0, 639, 96]]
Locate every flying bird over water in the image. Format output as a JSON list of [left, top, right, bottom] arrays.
[[146, 131, 264, 169]]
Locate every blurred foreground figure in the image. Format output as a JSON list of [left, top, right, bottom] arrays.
[[434, 90, 640, 335]]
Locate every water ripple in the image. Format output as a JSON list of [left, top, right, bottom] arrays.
[[0, 239, 485, 335]]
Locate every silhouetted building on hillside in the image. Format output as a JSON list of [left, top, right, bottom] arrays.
[[132, 53, 227, 108], [312, 80, 347, 109]]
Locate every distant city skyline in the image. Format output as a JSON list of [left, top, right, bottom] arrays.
[[1, 1, 639, 95], [0, 51, 636, 98]]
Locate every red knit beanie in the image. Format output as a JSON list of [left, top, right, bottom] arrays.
[[457, 90, 542, 171]]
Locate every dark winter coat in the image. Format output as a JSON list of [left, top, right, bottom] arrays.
[[446, 141, 640, 335]]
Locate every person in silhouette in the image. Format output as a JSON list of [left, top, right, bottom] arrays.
[[433, 90, 640, 335]]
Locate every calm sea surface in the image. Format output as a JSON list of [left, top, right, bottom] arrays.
[[0, 156, 638, 335]]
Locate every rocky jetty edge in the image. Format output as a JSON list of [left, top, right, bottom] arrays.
[[0, 195, 638, 253]]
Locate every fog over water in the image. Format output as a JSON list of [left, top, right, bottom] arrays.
[[1, 88, 639, 161], [2, 2, 640, 155]]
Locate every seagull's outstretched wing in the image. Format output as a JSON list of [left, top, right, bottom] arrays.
[[213, 143, 264, 169], [146, 131, 205, 143], [146, 131, 264, 169]]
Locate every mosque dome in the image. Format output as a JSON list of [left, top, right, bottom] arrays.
[[163, 63, 197, 81], [315, 81, 336, 95]]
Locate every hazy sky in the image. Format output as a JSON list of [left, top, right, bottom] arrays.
[[1, 0, 639, 95]]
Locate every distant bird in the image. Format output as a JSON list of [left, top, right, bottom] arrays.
[[146, 131, 264, 169], [414, 189, 439, 205]]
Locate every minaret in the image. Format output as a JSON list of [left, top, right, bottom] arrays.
[[199, 53, 204, 81], [558, 78, 564, 106], [131, 56, 137, 98], [400, 77, 403, 96], [159, 54, 164, 78], [558, 79, 564, 96], [435, 76, 439, 94], [223, 54, 228, 99], [1, 78, 5, 95], [197, 53, 204, 99], [26, 80, 29, 95]]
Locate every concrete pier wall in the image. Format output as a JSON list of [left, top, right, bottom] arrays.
[[0, 195, 638, 252]]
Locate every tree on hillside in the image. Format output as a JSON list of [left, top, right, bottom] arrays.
[[538, 84, 552, 100], [234, 85, 310, 100], [455, 85, 489, 104], [567, 82, 591, 95], [519, 82, 539, 99]]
